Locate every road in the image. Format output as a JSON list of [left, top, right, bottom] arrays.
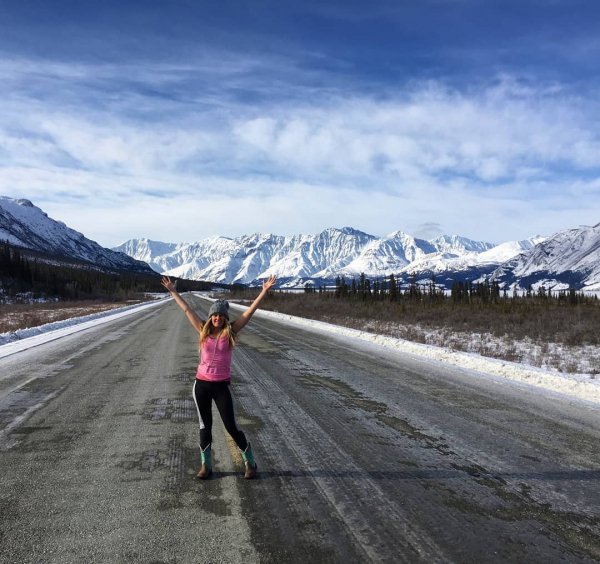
[[0, 295, 599, 563]]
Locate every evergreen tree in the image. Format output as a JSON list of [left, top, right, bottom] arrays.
[[389, 274, 397, 301]]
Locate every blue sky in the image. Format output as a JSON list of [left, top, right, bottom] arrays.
[[2, 0, 600, 247]]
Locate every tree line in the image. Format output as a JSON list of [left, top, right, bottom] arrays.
[[0, 241, 213, 302], [302, 273, 594, 306]]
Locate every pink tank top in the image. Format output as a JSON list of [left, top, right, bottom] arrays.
[[196, 335, 233, 382]]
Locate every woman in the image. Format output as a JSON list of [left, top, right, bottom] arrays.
[[161, 274, 277, 480]]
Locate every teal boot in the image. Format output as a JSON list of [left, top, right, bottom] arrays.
[[240, 442, 257, 479], [196, 444, 212, 480]]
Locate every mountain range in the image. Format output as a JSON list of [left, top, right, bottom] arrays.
[[114, 226, 600, 292], [1, 196, 599, 291], [112, 230, 501, 287]]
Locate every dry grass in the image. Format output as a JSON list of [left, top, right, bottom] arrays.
[[0, 300, 145, 333], [226, 291, 600, 375], [253, 293, 600, 347]]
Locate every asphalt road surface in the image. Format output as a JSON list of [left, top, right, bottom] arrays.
[[1, 296, 599, 563]]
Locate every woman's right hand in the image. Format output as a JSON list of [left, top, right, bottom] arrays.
[[161, 276, 177, 293]]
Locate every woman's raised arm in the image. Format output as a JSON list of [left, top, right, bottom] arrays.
[[231, 275, 277, 334], [161, 276, 204, 333]]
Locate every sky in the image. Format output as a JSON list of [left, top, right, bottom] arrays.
[[1, 0, 600, 248]]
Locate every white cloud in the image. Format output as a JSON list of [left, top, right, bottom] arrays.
[[227, 81, 600, 191], [38, 118, 212, 173], [2, 56, 600, 246]]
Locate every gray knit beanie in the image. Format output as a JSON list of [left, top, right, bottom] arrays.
[[207, 299, 230, 319]]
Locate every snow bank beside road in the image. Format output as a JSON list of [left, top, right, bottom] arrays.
[[0, 298, 168, 359]]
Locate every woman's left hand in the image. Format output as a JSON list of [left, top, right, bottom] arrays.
[[262, 274, 277, 292]]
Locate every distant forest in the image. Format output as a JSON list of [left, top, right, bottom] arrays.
[[324, 273, 593, 305], [0, 241, 217, 302]]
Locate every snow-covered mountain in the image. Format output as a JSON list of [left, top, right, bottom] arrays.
[[5, 196, 596, 290], [337, 231, 437, 277], [400, 237, 544, 278], [116, 228, 379, 284], [429, 234, 495, 255], [115, 228, 552, 288], [0, 197, 154, 274], [490, 224, 600, 291]]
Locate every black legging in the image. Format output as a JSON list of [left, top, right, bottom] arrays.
[[192, 379, 248, 451]]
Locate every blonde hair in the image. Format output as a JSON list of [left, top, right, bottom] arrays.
[[200, 318, 236, 348]]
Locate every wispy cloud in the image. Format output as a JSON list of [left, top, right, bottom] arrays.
[[1, 42, 600, 247], [234, 77, 600, 182]]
